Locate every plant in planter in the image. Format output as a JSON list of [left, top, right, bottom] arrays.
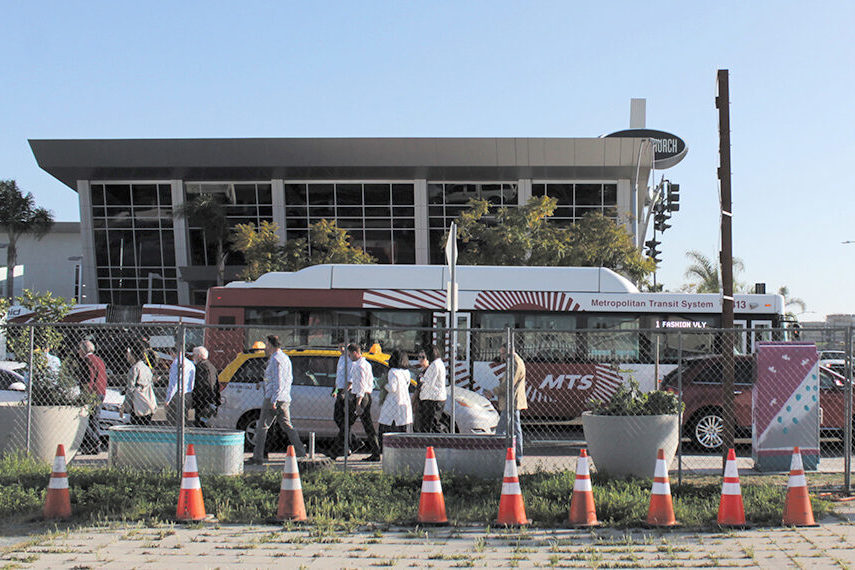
[[582, 378, 683, 478], [0, 291, 96, 462]]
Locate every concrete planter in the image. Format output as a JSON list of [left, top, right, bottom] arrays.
[[0, 404, 89, 463], [382, 434, 506, 478], [109, 426, 245, 475], [581, 412, 679, 478]]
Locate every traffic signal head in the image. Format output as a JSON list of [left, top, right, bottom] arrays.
[[653, 211, 671, 232], [645, 239, 661, 263], [667, 183, 680, 212]]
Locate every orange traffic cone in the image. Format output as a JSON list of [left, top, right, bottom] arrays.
[[418, 446, 448, 524], [647, 448, 677, 527], [783, 447, 818, 527], [717, 448, 746, 527], [568, 449, 599, 527], [497, 447, 530, 525], [176, 444, 207, 521], [43, 444, 72, 520], [277, 445, 307, 522]]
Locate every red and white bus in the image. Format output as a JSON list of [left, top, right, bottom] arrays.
[[205, 264, 786, 419]]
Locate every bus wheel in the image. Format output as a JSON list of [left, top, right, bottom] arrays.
[[688, 409, 725, 452], [237, 411, 260, 451]]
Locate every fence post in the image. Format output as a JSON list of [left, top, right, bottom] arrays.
[[25, 325, 34, 454], [450, 322, 457, 433], [845, 326, 852, 495], [343, 328, 350, 473], [677, 331, 683, 488], [177, 324, 186, 476], [505, 327, 513, 451]]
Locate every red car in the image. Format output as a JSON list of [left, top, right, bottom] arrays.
[[661, 355, 850, 451]]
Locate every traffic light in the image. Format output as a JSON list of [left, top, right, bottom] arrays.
[[653, 202, 671, 232], [645, 239, 661, 263], [667, 183, 680, 212]]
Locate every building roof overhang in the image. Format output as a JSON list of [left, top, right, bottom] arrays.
[[29, 137, 655, 190]]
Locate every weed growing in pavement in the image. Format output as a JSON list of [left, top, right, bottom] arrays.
[[472, 536, 486, 552]]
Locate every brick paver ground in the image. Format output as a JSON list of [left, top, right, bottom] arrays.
[[4, 506, 855, 569]]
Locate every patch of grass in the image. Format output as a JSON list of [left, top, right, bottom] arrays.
[[0, 454, 834, 530]]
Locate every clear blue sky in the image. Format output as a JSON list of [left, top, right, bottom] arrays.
[[3, 2, 853, 320]]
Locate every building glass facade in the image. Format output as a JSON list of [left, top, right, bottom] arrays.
[[427, 182, 518, 264], [531, 182, 618, 226], [90, 182, 177, 305], [284, 182, 416, 264]]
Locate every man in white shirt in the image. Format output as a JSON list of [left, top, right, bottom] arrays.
[[248, 335, 306, 464], [166, 347, 196, 426], [330, 343, 380, 461], [331, 342, 358, 455]]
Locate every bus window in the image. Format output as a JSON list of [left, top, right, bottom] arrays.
[[587, 316, 640, 362], [473, 313, 516, 361], [520, 315, 577, 360], [369, 311, 430, 352]]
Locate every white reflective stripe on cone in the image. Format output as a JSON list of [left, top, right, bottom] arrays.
[[651, 481, 671, 495], [184, 454, 198, 473], [423, 459, 439, 477], [48, 477, 69, 490], [285, 456, 299, 474], [501, 482, 522, 495], [724, 461, 739, 478], [281, 477, 302, 491], [654, 460, 668, 478], [53, 456, 67, 473], [576, 458, 590, 476], [788, 474, 807, 488], [721, 482, 741, 495], [791, 452, 804, 472], [181, 477, 202, 490], [421, 479, 442, 494], [573, 478, 592, 492]]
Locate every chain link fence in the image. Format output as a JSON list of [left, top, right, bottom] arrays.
[[1, 321, 853, 488]]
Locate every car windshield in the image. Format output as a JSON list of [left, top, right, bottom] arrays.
[[820, 351, 846, 360]]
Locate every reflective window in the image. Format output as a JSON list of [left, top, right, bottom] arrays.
[[89, 183, 174, 305], [427, 182, 519, 264], [531, 182, 619, 227], [284, 183, 415, 265]]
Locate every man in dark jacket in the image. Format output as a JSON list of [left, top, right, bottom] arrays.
[[191, 346, 220, 427]]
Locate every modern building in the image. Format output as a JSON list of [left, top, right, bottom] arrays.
[[30, 105, 685, 306]]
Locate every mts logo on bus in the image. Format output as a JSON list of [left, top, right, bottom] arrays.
[[538, 374, 594, 390]]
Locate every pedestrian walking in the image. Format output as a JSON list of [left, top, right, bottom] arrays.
[[78, 340, 108, 452], [416, 344, 446, 433], [191, 346, 220, 427], [331, 342, 359, 455], [122, 343, 157, 425], [491, 344, 527, 464], [378, 349, 413, 453], [165, 346, 195, 426], [331, 343, 381, 461], [247, 335, 306, 464]]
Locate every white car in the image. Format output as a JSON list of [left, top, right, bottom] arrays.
[[819, 350, 848, 377], [209, 349, 499, 450]]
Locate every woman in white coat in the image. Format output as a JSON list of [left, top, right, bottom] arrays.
[[378, 349, 413, 453]]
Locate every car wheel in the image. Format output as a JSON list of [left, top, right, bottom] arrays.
[[689, 410, 725, 452], [237, 411, 260, 451]]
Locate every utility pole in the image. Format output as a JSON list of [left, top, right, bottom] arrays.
[[716, 69, 736, 469]]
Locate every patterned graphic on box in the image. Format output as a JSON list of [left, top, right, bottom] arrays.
[[753, 342, 819, 469]]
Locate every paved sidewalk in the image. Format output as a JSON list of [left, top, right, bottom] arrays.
[[4, 504, 855, 569]]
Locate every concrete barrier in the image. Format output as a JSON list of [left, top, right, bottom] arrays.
[[382, 433, 506, 478]]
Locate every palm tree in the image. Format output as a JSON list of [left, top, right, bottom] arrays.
[[175, 193, 229, 286], [0, 180, 54, 301], [777, 286, 806, 319], [682, 250, 745, 293]]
